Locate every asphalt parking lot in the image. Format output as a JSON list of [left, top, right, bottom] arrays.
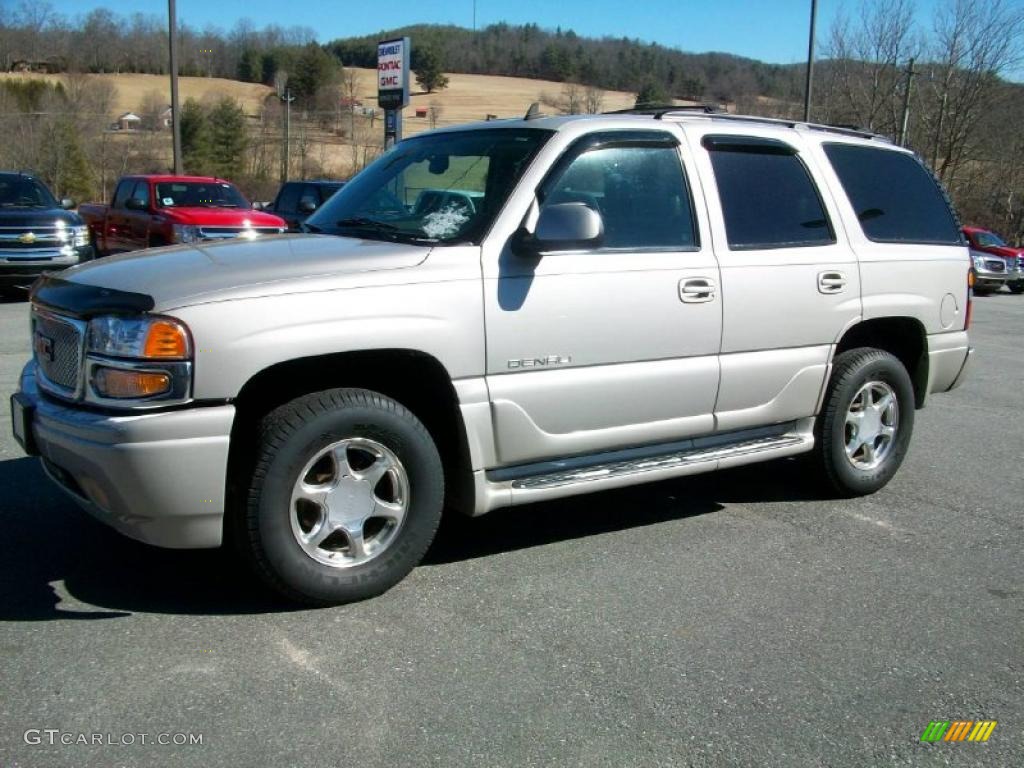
[[0, 292, 1021, 768]]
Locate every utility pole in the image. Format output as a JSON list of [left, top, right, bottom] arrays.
[[898, 57, 917, 147], [167, 0, 183, 174], [279, 88, 294, 182], [803, 0, 818, 123]]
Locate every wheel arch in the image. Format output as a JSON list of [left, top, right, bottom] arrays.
[[833, 317, 929, 408], [224, 348, 475, 543]]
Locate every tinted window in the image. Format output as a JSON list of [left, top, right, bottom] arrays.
[[112, 180, 133, 209], [0, 175, 58, 207], [131, 181, 150, 207], [823, 144, 961, 245], [541, 143, 697, 249], [706, 137, 834, 250], [274, 183, 302, 214], [319, 184, 343, 203], [298, 185, 320, 211]]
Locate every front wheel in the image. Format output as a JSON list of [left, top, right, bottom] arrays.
[[813, 348, 915, 497], [242, 388, 444, 605], [1009, 282, 1024, 295]]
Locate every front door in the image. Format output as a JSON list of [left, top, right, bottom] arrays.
[[483, 129, 722, 466]]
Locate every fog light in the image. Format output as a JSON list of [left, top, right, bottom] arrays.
[[93, 367, 171, 399]]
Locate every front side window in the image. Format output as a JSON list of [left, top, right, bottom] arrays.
[[155, 181, 248, 209], [705, 136, 834, 250], [273, 183, 302, 214], [306, 128, 551, 245], [540, 139, 698, 250], [823, 144, 961, 245]]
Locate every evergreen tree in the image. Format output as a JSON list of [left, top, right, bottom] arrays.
[[414, 47, 449, 94], [292, 43, 337, 100], [180, 98, 211, 174], [206, 97, 248, 179], [237, 49, 262, 83], [635, 80, 669, 107]]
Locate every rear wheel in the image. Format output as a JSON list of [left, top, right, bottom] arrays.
[[813, 348, 915, 497], [241, 388, 444, 605]]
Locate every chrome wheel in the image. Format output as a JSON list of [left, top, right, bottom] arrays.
[[289, 437, 409, 568], [844, 380, 899, 471]]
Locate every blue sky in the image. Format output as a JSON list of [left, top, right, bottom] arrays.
[[38, 0, 953, 68]]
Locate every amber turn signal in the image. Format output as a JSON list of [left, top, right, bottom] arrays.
[[144, 320, 190, 358], [93, 367, 171, 399]]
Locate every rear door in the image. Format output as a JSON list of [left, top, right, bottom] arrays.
[[685, 126, 862, 433], [483, 129, 722, 465], [106, 179, 135, 253]]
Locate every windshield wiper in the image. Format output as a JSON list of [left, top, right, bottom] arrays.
[[336, 217, 401, 231]]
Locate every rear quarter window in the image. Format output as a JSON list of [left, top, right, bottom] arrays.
[[823, 144, 962, 246]]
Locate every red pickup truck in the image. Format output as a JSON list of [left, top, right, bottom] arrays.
[[80, 175, 286, 255], [963, 226, 1024, 294]]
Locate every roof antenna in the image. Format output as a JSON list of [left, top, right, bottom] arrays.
[[524, 102, 542, 120]]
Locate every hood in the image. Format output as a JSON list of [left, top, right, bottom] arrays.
[[160, 206, 286, 228], [0, 207, 82, 228], [58, 233, 430, 309], [979, 245, 1023, 259]]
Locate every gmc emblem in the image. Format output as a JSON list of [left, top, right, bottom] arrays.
[[34, 333, 55, 362]]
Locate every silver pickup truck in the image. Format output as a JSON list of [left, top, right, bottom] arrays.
[[11, 110, 973, 605]]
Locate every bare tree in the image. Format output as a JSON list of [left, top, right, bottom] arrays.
[[584, 85, 605, 114], [428, 101, 443, 129]]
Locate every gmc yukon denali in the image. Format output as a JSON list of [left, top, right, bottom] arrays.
[[11, 111, 973, 605]]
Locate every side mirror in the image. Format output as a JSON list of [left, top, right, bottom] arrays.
[[125, 197, 147, 211], [513, 203, 604, 256], [60, 198, 75, 210], [298, 199, 318, 214], [252, 201, 265, 211]]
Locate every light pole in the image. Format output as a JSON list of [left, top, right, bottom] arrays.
[[168, 0, 183, 173], [279, 88, 295, 182], [898, 57, 917, 147], [803, 0, 818, 123]]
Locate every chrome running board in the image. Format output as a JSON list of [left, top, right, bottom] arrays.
[[476, 419, 817, 512], [511, 434, 804, 490]]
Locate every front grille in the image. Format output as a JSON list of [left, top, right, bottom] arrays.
[[0, 227, 64, 250], [984, 259, 1005, 272], [196, 227, 280, 240], [32, 309, 84, 396]]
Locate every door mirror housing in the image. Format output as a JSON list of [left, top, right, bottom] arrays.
[[60, 198, 75, 210], [125, 197, 147, 211], [513, 203, 604, 256]]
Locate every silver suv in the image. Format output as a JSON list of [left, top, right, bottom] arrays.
[[11, 110, 973, 604]]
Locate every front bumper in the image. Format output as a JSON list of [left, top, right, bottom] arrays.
[[13, 362, 233, 548], [0, 246, 93, 289]]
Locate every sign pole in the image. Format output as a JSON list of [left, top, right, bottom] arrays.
[[378, 37, 411, 150]]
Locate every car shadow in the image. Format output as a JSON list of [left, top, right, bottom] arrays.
[[0, 453, 829, 619]]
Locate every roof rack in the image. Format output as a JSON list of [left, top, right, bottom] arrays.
[[647, 110, 890, 141], [603, 104, 724, 119]]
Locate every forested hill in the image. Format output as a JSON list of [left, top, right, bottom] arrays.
[[327, 24, 803, 104]]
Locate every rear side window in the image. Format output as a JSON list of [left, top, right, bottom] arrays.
[[112, 180, 133, 209], [704, 136, 834, 250], [823, 144, 961, 245], [131, 181, 150, 207]]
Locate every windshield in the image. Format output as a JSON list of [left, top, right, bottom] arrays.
[[305, 128, 552, 244], [0, 175, 59, 208], [974, 231, 1007, 248], [155, 181, 249, 209]]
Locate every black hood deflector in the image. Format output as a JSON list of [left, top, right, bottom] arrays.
[[30, 275, 155, 318]]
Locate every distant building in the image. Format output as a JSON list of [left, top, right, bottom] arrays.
[[114, 112, 143, 131], [158, 106, 174, 130]]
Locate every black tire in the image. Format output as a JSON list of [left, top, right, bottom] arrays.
[[242, 388, 444, 605], [813, 348, 915, 497], [1009, 283, 1024, 295]]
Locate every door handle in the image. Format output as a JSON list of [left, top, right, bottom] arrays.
[[818, 271, 847, 294], [680, 277, 716, 303]]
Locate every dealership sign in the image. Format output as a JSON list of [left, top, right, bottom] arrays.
[[377, 37, 410, 110]]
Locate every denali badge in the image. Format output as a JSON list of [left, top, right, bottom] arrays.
[[34, 333, 55, 362], [507, 355, 572, 369]]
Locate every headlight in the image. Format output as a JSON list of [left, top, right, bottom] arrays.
[[172, 223, 200, 243], [87, 315, 191, 359], [972, 255, 986, 269], [55, 222, 89, 247], [84, 315, 192, 404]]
